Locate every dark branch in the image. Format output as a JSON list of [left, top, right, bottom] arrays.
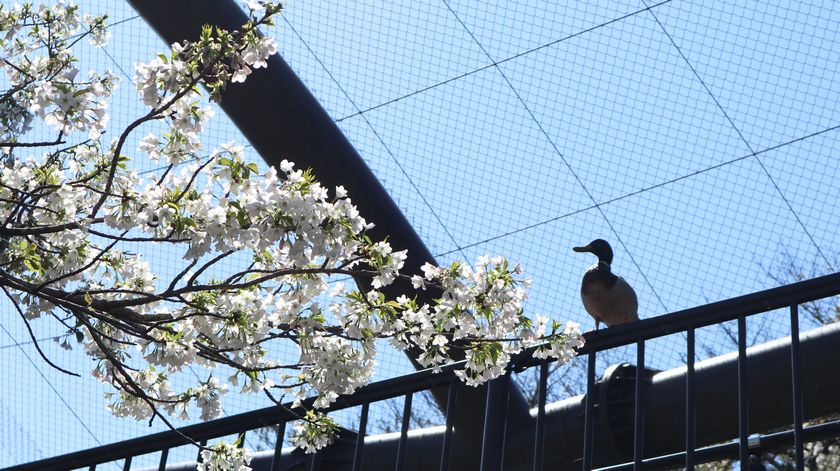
[[2, 285, 80, 377], [0, 132, 65, 149]]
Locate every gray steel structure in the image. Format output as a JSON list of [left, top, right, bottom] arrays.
[[123, 0, 529, 468], [4, 2, 839, 470]]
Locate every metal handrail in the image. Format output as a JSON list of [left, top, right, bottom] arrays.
[[2, 362, 465, 471], [578, 270, 840, 353], [5, 271, 840, 471]]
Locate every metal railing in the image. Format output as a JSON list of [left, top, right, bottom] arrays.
[[573, 270, 840, 470], [5, 271, 840, 471]]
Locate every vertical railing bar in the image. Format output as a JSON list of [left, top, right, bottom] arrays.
[[89, 465, 96, 471], [790, 304, 804, 470], [634, 340, 646, 467], [352, 402, 370, 471], [583, 351, 596, 470], [480, 375, 510, 471], [395, 392, 413, 471], [307, 451, 321, 471], [685, 328, 696, 471], [440, 380, 458, 471], [737, 315, 749, 469], [533, 362, 549, 471], [270, 422, 287, 471], [196, 439, 207, 464], [157, 448, 169, 471], [122, 456, 132, 471]]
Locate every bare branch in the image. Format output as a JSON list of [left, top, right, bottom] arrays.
[[2, 285, 80, 377], [34, 229, 127, 291], [0, 217, 104, 236], [187, 250, 236, 286], [0, 135, 65, 149]]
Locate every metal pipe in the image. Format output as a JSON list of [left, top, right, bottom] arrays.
[[125, 2, 530, 461], [78, 321, 840, 471], [595, 418, 840, 471], [124, 0, 437, 289], [13, 319, 840, 471], [122, 0, 528, 466], [528, 321, 840, 469]]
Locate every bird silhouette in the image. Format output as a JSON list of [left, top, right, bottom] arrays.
[[573, 239, 639, 330]]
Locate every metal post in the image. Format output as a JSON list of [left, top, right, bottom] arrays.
[[396, 393, 413, 471], [738, 315, 749, 468], [440, 381, 457, 471], [533, 362, 549, 471], [480, 376, 509, 471], [307, 451, 320, 471], [157, 448, 169, 471], [583, 351, 596, 470], [685, 328, 695, 470], [196, 439, 207, 465], [634, 341, 646, 467], [270, 423, 286, 471], [790, 304, 804, 470], [352, 403, 370, 471]]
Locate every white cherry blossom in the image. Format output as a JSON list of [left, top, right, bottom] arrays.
[[0, 2, 584, 469]]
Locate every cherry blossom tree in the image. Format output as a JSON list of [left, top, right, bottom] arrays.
[[0, 2, 583, 469]]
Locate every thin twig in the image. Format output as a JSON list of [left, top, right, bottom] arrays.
[[1, 285, 80, 377]]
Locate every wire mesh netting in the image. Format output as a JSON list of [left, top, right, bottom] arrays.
[[1, 0, 839, 466]]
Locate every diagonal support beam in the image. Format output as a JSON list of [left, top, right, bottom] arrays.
[[126, 0, 529, 465]]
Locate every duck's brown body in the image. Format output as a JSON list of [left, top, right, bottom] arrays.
[[574, 239, 639, 330], [580, 261, 638, 328]]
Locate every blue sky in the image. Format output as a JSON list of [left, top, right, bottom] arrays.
[[2, 0, 839, 466]]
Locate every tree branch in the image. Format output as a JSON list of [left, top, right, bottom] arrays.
[[0, 217, 104, 236], [2, 285, 80, 377], [0, 135, 65, 149]]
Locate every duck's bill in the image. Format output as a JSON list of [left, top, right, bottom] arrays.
[[573, 245, 591, 252]]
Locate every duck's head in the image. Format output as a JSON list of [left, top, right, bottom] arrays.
[[573, 239, 613, 265]]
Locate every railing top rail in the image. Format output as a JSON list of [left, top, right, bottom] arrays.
[[2, 362, 463, 471], [576, 271, 840, 354], [6, 271, 840, 471]]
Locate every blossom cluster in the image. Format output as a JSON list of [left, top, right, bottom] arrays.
[[0, 1, 584, 468], [197, 439, 253, 471], [0, 3, 112, 146]]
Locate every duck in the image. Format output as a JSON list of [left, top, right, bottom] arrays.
[[573, 239, 639, 330]]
